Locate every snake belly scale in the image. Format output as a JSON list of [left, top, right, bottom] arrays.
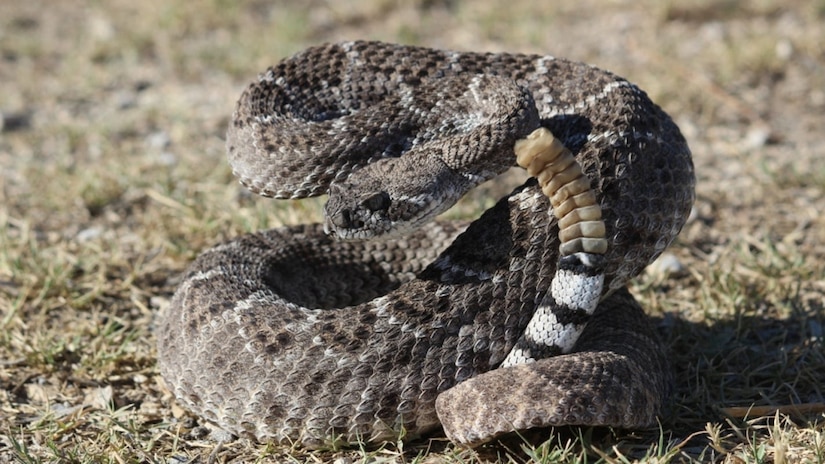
[[157, 41, 695, 448]]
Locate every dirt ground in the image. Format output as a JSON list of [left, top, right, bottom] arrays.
[[1, 0, 824, 462]]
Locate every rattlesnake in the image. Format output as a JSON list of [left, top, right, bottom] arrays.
[[157, 41, 695, 448]]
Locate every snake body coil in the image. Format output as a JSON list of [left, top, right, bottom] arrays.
[[157, 41, 695, 448]]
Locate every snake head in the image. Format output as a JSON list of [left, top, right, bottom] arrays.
[[324, 155, 470, 240]]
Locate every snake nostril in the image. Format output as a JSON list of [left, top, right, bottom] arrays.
[[331, 208, 366, 231], [330, 208, 352, 229]]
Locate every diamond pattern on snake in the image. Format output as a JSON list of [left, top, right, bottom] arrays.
[[157, 40, 695, 448]]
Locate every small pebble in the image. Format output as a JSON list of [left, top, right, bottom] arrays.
[[744, 124, 772, 149], [76, 227, 103, 242], [647, 252, 686, 278], [147, 131, 171, 149]]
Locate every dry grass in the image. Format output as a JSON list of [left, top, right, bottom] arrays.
[[2, 0, 824, 462]]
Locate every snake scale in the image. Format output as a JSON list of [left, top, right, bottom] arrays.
[[157, 41, 695, 448]]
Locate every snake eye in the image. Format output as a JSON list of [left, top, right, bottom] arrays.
[[360, 191, 391, 212]]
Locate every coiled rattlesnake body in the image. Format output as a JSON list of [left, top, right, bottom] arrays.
[[157, 41, 695, 448]]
